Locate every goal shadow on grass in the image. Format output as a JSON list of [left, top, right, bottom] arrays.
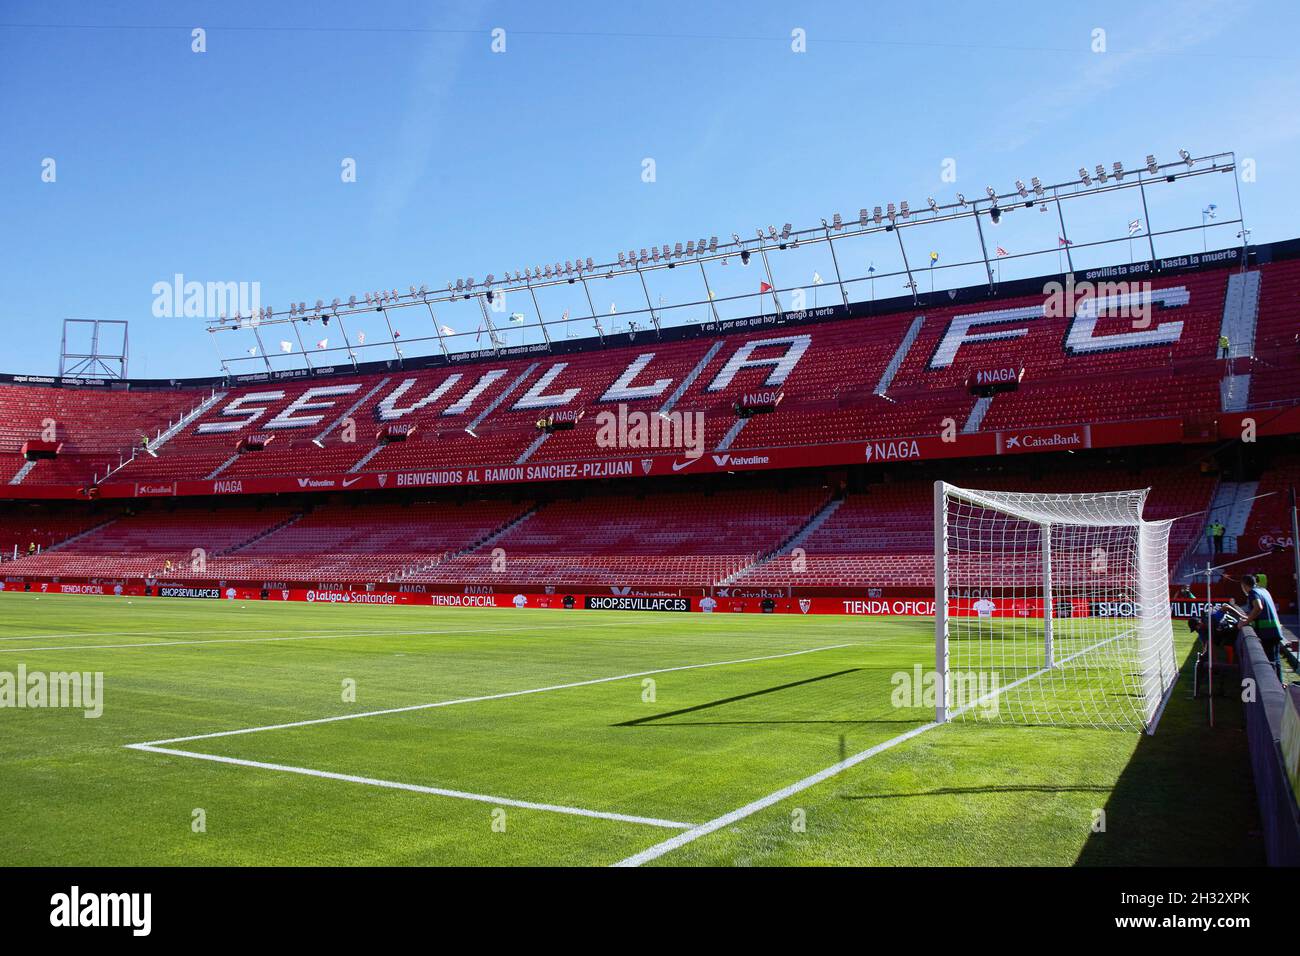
[[839, 784, 1115, 800], [1074, 642, 1264, 866], [611, 668, 906, 727]]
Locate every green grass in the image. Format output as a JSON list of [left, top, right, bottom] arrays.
[[0, 592, 1262, 866]]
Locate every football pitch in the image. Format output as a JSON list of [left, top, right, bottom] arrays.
[[0, 593, 1261, 866]]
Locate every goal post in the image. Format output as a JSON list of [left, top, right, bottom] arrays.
[[934, 480, 1178, 733]]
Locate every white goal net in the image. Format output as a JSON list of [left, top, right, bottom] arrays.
[[934, 481, 1178, 733]]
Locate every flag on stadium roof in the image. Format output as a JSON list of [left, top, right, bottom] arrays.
[[316, 338, 328, 349], [812, 272, 824, 284], [439, 325, 455, 336], [1203, 203, 1217, 220], [929, 251, 939, 265], [356, 331, 366, 345], [1058, 236, 1072, 247], [247, 347, 257, 356], [759, 281, 773, 293], [509, 313, 526, 324], [279, 340, 292, 353], [1128, 219, 1143, 236], [609, 303, 617, 314], [995, 246, 1009, 257]]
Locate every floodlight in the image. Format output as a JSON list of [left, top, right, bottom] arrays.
[[1015, 180, 1027, 198], [927, 196, 938, 211], [780, 224, 791, 239], [985, 185, 997, 200], [1112, 161, 1124, 181], [1030, 177, 1044, 196], [873, 206, 882, 223], [1095, 164, 1107, 183], [1079, 167, 1091, 185], [1179, 148, 1193, 166], [886, 202, 896, 222], [1146, 154, 1159, 174], [899, 201, 910, 220]]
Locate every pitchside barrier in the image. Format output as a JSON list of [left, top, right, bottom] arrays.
[[0, 574, 1242, 617], [1238, 633, 1300, 866]]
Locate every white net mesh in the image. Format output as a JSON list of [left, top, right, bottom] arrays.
[[936, 482, 1178, 732]]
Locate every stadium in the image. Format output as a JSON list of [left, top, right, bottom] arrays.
[[1, 5, 1297, 933]]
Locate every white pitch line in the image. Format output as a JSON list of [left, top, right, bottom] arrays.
[[135, 643, 856, 746], [0, 626, 405, 643], [613, 629, 1135, 866], [126, 744, 693, 830], [0, 617, 683, 654]]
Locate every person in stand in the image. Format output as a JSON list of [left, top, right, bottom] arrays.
[[1207, 520, 1225, 555], [1218, 334, 1231, 358], [27, 541, 37, 556]]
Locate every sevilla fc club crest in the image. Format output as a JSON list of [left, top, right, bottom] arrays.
[[377, 474, 389, 487], [641, 459, 653, 474], [798, 599, 811, 614]]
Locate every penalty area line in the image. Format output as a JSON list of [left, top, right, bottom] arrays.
[[135, 642, 857, 746], [126, 744, 693, 830]]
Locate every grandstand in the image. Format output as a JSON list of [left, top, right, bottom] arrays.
[[2, 239, 1296, 617]]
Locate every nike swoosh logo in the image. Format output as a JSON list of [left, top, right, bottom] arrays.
[[342, 477, 363, 487], [671, 458, 699, 472]]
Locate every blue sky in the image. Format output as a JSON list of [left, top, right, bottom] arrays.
[[1, 0, 1298, 378]]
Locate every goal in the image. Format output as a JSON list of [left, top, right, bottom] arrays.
[[934, 481, 1178, 733]]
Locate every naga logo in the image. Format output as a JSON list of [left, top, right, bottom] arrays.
[[864, 440, 921, 462], [213, 480, 243, 494]]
